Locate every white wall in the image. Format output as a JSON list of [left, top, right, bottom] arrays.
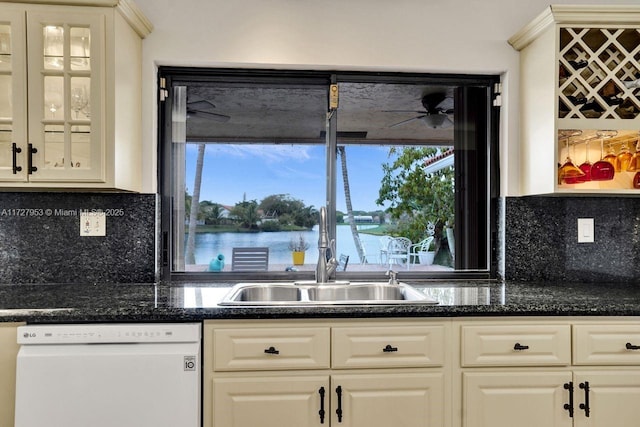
[[134, 0, 639, 196]]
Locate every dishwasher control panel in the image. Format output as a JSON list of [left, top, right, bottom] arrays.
[[17, 323, 201, 344]]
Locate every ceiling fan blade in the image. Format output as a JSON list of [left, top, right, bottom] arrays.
[[389, 115, 426, 128], [187, 109, 231, 123], [435, 96, 454, 114], [187, 99, 216, 110], [422, 114, 453, 129], [440, 115, 454, 128], [422, 92, 455, 114]]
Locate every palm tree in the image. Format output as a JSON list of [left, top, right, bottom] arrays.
[[338, 146, 365, 263], [185, 144, 206, 265]]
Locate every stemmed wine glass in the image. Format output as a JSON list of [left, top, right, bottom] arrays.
[[579, 138, 596, 182], [591, 130, 618, 181], [616, 141, 632, 172], [627, 138, 640, 172], [564, 142, 589, 184], [70, 86, 88, 119], [603, 142, 617, 166], [558, 129, 585, 181]]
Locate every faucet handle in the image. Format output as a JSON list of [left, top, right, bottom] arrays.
[[386, 269, 399, 285]]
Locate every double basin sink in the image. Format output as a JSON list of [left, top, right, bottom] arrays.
[[219, 281, 439, 306]]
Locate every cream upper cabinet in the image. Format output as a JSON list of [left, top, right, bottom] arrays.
[[0, 0, 151, 190], [509, 5, 640, 195]]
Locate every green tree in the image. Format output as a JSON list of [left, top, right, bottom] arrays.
[[231, 199, 259, 229], [293, 205, 317, 229], [376, 146, 454, 252], [200, 201, 223, 225], [185, 190, 192, 217], [258, 194, 316, 228]]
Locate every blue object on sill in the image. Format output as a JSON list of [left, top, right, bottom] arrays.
[[209, 254, 225, 272]]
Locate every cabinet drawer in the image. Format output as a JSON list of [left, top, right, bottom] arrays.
[[461, 324, 571, 367], [332, 325, 445, 369], [574, 324, 640, 365], [213, 327, 330, 371]]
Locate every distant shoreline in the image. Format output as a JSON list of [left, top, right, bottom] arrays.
[[186, 223, 391, 235]]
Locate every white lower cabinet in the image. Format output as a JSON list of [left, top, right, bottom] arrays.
[[204, 318, 640, 427], [204, 320, 449, 427], [463, 371, 573, 427], [572, 371, 640, 426], [213, 376, 329, 427], [463, 370, 640, 427], [459, 320, 640, 427], [333, 372, 444, 427], [212, 372, 443, 427]]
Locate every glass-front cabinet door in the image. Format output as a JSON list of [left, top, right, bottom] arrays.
[[0, 9, 27, 182], [26, 10, 104, 182]]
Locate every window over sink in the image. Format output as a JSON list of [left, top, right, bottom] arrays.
[[158, 68, 499, 281]]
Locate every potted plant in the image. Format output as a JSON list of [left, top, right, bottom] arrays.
[[417, 238, 437, 265], [288, 234, 310, 265]]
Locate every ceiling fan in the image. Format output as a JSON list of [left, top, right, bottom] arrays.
[[186, 97, 231, 123], [385, 92, 454, 129]]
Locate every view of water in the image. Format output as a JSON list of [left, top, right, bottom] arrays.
[[191, 225, 382, 266]]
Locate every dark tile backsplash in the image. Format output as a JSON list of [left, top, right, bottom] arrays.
[[1, 192, 636, 285], [505, 196, 640, 283], [0, 192, 156, 284]]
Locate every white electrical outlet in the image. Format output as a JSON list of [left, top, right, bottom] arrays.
[[577, 218, 594, 243], [80, 212, 106, 236]]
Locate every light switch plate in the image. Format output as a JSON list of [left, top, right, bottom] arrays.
[[80, 212, 106, 236], [577, 218, 594, 243]]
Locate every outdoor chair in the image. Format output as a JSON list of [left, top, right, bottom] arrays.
[[379, 235, 393, 265], [231, 247, 269, 271], [337, 254, 349, 272], [409, 236, 435, 265], [386, 237, 412, 269]]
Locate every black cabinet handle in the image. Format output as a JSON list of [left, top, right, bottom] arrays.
[[563, 382, 574, 418], [514, 343, 529, 351], [12, 143, 22, 174], [264, 346, 279, 355], [579, 381, 590, 417], [318, 387, 325, 424], [336, 385, 343, 423], [626, 342, 640, 350], [27, 143, 37, 174], [383, 344, 398, 353]]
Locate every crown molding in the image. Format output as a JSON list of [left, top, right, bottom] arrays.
[[509, 5, 640, 51], [116, 0, 153, 38], [0, 0, 152, 38]]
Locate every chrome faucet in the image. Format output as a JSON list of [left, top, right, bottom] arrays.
[[316, 206, 338, 284], [386, 269, 399, 285]]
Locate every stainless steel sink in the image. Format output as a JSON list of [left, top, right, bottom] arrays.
[[224, 283, 302, 304], [307, 283, 412, 302], [218, 282, 438, 306]]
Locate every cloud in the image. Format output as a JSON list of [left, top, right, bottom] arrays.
[[202, 144, 316, 163]]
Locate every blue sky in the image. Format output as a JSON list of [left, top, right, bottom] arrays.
[[185, 144, 391, 212]]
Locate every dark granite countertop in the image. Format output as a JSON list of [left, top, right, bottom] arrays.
[[2, 281, 640, 323]]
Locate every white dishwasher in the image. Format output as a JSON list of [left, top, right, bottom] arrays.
[[14, 323, 201, 427]]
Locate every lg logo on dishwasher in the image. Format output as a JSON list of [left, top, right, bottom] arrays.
[[184, 356, 197, 371]]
